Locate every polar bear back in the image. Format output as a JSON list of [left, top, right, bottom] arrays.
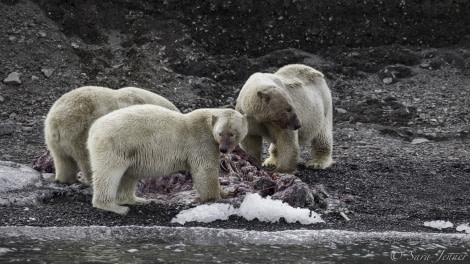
[[45, 86, 179, 145]]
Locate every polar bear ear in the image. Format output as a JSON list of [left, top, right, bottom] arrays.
[[257, 91, 271, 102], [212, 115, 218, 126]]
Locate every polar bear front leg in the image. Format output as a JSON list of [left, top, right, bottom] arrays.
[[270, 131, 300, 174], [262, 143, 278, 167], [240, 134, 263, 164], [116, 175, 150, 205], [191, 162, 222, 203], [92, 167, 130, 215]]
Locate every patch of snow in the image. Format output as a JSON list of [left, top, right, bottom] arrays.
[[456, 223, 470, 234], [171, 193, 323, 225], [423, 220, 454, 230]]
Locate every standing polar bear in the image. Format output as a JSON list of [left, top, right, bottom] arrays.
[[44, 86, 179, 185], [87, 105, 248, 215], [236, 64, 334, 173]]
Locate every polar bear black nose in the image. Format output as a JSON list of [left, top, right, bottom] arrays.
[[294, 123, 301, 130], [220, 147, 228, 153]]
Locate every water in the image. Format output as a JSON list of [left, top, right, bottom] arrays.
[[1, 239, 469, 263], [1, 227, 469, 263]]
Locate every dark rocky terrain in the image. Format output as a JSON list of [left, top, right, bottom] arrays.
[[0, 0, 469, 233]]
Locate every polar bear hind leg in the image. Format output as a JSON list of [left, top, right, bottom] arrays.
[[307, 126, 334, 170], [75, 153, 93, 184], [52, 150, 81, 184]]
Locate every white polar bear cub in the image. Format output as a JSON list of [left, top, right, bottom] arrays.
[[44, 86, 179, 185], [87, 105, 248, 215], [236, 64, 334, 173]]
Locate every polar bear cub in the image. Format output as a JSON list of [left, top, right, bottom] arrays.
[[236, 64, 334, 173], [87, 105, 248, 215], [44, 86, 179, 185]]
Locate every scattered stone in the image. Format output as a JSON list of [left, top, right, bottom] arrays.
[[420, 62, 431, 69], [0, 120, 16, 135], [38, 31, 46, 37], [350, 51, 360, 57], [336, 108, 347, 114], [31, 75, 40, 81], [41, 68, 55, 78], [382, 77, 393, 85], [0, 95, 4, 103], [22, 126, 33, 132], [411, 138, 430, 144], [3, 72, 21, 85]]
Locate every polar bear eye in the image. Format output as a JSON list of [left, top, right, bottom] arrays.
[[230, 133, 235, 138]]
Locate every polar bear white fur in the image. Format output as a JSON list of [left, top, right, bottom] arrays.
[[236, 64, 334, 173], [44, 86, 179, 184], [87, 105, 248, 215]]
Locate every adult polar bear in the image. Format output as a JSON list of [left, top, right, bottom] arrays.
[[44, 86, 179, 185], [236, 64, 334, 173], [87, 105, 248, 215]]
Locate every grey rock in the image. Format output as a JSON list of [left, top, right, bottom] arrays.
[[411, 138, 430, 144], [0, 120, 15, 135], [22, 126, 33, 132], [3, 72, 21, 85], [383, 77, 393, 85], [41, 68, 55, 78], [0, 161, 43, 205], [336, 108, 348, 114]]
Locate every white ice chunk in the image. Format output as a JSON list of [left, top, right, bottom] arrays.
[[171, 203, 237, 225], [238, 193, 323, 224], [456, 223, 470, 234], [171, 193, 323, 225], [423, 220, 454, 230]]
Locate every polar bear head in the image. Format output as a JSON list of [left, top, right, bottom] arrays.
[[256, 87, 301, 130], [236, 73, 301, 131], [212, 111, 248, 154]]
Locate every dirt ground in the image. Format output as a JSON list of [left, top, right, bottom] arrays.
[[1, 0, 469, 233]]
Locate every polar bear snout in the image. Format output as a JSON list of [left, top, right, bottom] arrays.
[[218, 133, 236, 154], [272, 113, 301, 130], [291, 115, 302, 130], [219, 146, 228, 153]]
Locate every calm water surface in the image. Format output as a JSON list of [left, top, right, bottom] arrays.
[[1, 239, 468, 263]]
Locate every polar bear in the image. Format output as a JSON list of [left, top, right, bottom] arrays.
[[87, 105, 248, 215], [44, 86, 179, 185], [235, 64, 334, 173]]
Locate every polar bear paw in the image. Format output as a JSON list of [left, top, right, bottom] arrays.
[[93, 202, 130, 215], [262, 156, 277, 167], [307, 157, 335, 170]]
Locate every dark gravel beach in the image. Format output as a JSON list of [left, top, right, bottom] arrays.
[[1, 0, 469, 233]]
